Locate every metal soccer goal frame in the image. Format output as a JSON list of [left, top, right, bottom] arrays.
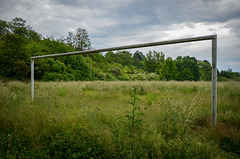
[[31, 34, 217, 126]]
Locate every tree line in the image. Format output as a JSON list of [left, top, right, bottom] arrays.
[[0, 17, 239, 81]]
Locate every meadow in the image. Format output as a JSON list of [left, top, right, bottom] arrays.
[[0, 80, 239, 158]]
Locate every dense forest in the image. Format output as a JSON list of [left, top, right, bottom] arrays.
[[0, 17, 239, 81]]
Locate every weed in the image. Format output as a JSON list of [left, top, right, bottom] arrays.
[[122, 87, 145, 158], [124, 87, 144, 136]]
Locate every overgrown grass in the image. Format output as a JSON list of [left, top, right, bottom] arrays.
[[0, 81, 239, 158]]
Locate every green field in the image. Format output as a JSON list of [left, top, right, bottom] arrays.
[[0, 81, 240, 158]]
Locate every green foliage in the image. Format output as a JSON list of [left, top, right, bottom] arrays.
[[50, 60, 66, 73], [109, 65, 122, 77], [0, 17, 239, 82], [42, 72, 74, 81], [178, 68, 194, 81], [160, 57, 178, 80], [0, 33, 30, 80], [0, 18, 96, 82], [119, 74, 130, 81], [175, 56, 200, 81], [91, 53, 104, 63], [198, 60, 212, 81], [115, 50, 132, 66], [146, 73, 160, 81], [66, 28, 92, 51], [104, 51, 116, 63], [0, 19, 9, 35], [132, 51, 145, 70], [0, 17, 41, 41], [218, 68, 240, 81], [144, 50, 165, 73], [129, 73, 146, 81]]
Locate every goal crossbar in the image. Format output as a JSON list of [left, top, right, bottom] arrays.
[[31, 35, 215, 59], [31, 34, 217, 126]]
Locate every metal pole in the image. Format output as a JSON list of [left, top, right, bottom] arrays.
[[89, 54, 91, 77], [212, 35, 217, 127], [31, 59, 34, 101], [31, 35, 216, 59]]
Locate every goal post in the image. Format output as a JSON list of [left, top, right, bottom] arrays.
[[212, 35, 217, 127], [31, 34, 217, 126]]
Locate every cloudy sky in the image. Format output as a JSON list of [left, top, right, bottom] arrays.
[[0, 0, 240, 71]]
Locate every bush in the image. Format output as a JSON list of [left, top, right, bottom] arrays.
[[96, 72, 107, 80], [51, 61, 67, 73], [42, 72, 74, 81], [109, 66, 122, 77], [218, 76, 229, 81], [129, 73, 147, 81], [119, 74, 130, 81], [146, 73, 160, 81]]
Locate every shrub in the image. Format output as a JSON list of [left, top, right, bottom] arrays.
[[42, 72, 74, 81], [146, 73, 160, 81], [119, 74, 130, 81]]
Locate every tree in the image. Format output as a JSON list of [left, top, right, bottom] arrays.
[[60, 55, 92, 80], [9, 17, 41, 41], [105, 51, 116, 63], [0, 34, 30, 80], [27, 37, 75, 80], [160, 57, 178, 80], [0, 17, 42, 80], [0, 18, 97, 81], [91, 53, 104, 63], [66, 32, 75, 47], [175, 56, 200, 81], [75, 28, 92, 51], [219, 69, 235, 79], [0, 19, 9, 35], [178, 68, 194, 81], [132, 51, 145, 70], [0, 17, 41, 41], [115, 50, 132, 66], [65, 28, 92, 51], [109, 65, 122, 77], [144, 50, 165, 73], [198, 60, 211, 81]]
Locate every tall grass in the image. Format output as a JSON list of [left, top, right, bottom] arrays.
[[0, 81, 239, 158]]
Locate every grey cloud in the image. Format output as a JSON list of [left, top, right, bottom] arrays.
[[226, 18, 240, 37], [0, 0, 239, 71], [153, 0, 240, 24]]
